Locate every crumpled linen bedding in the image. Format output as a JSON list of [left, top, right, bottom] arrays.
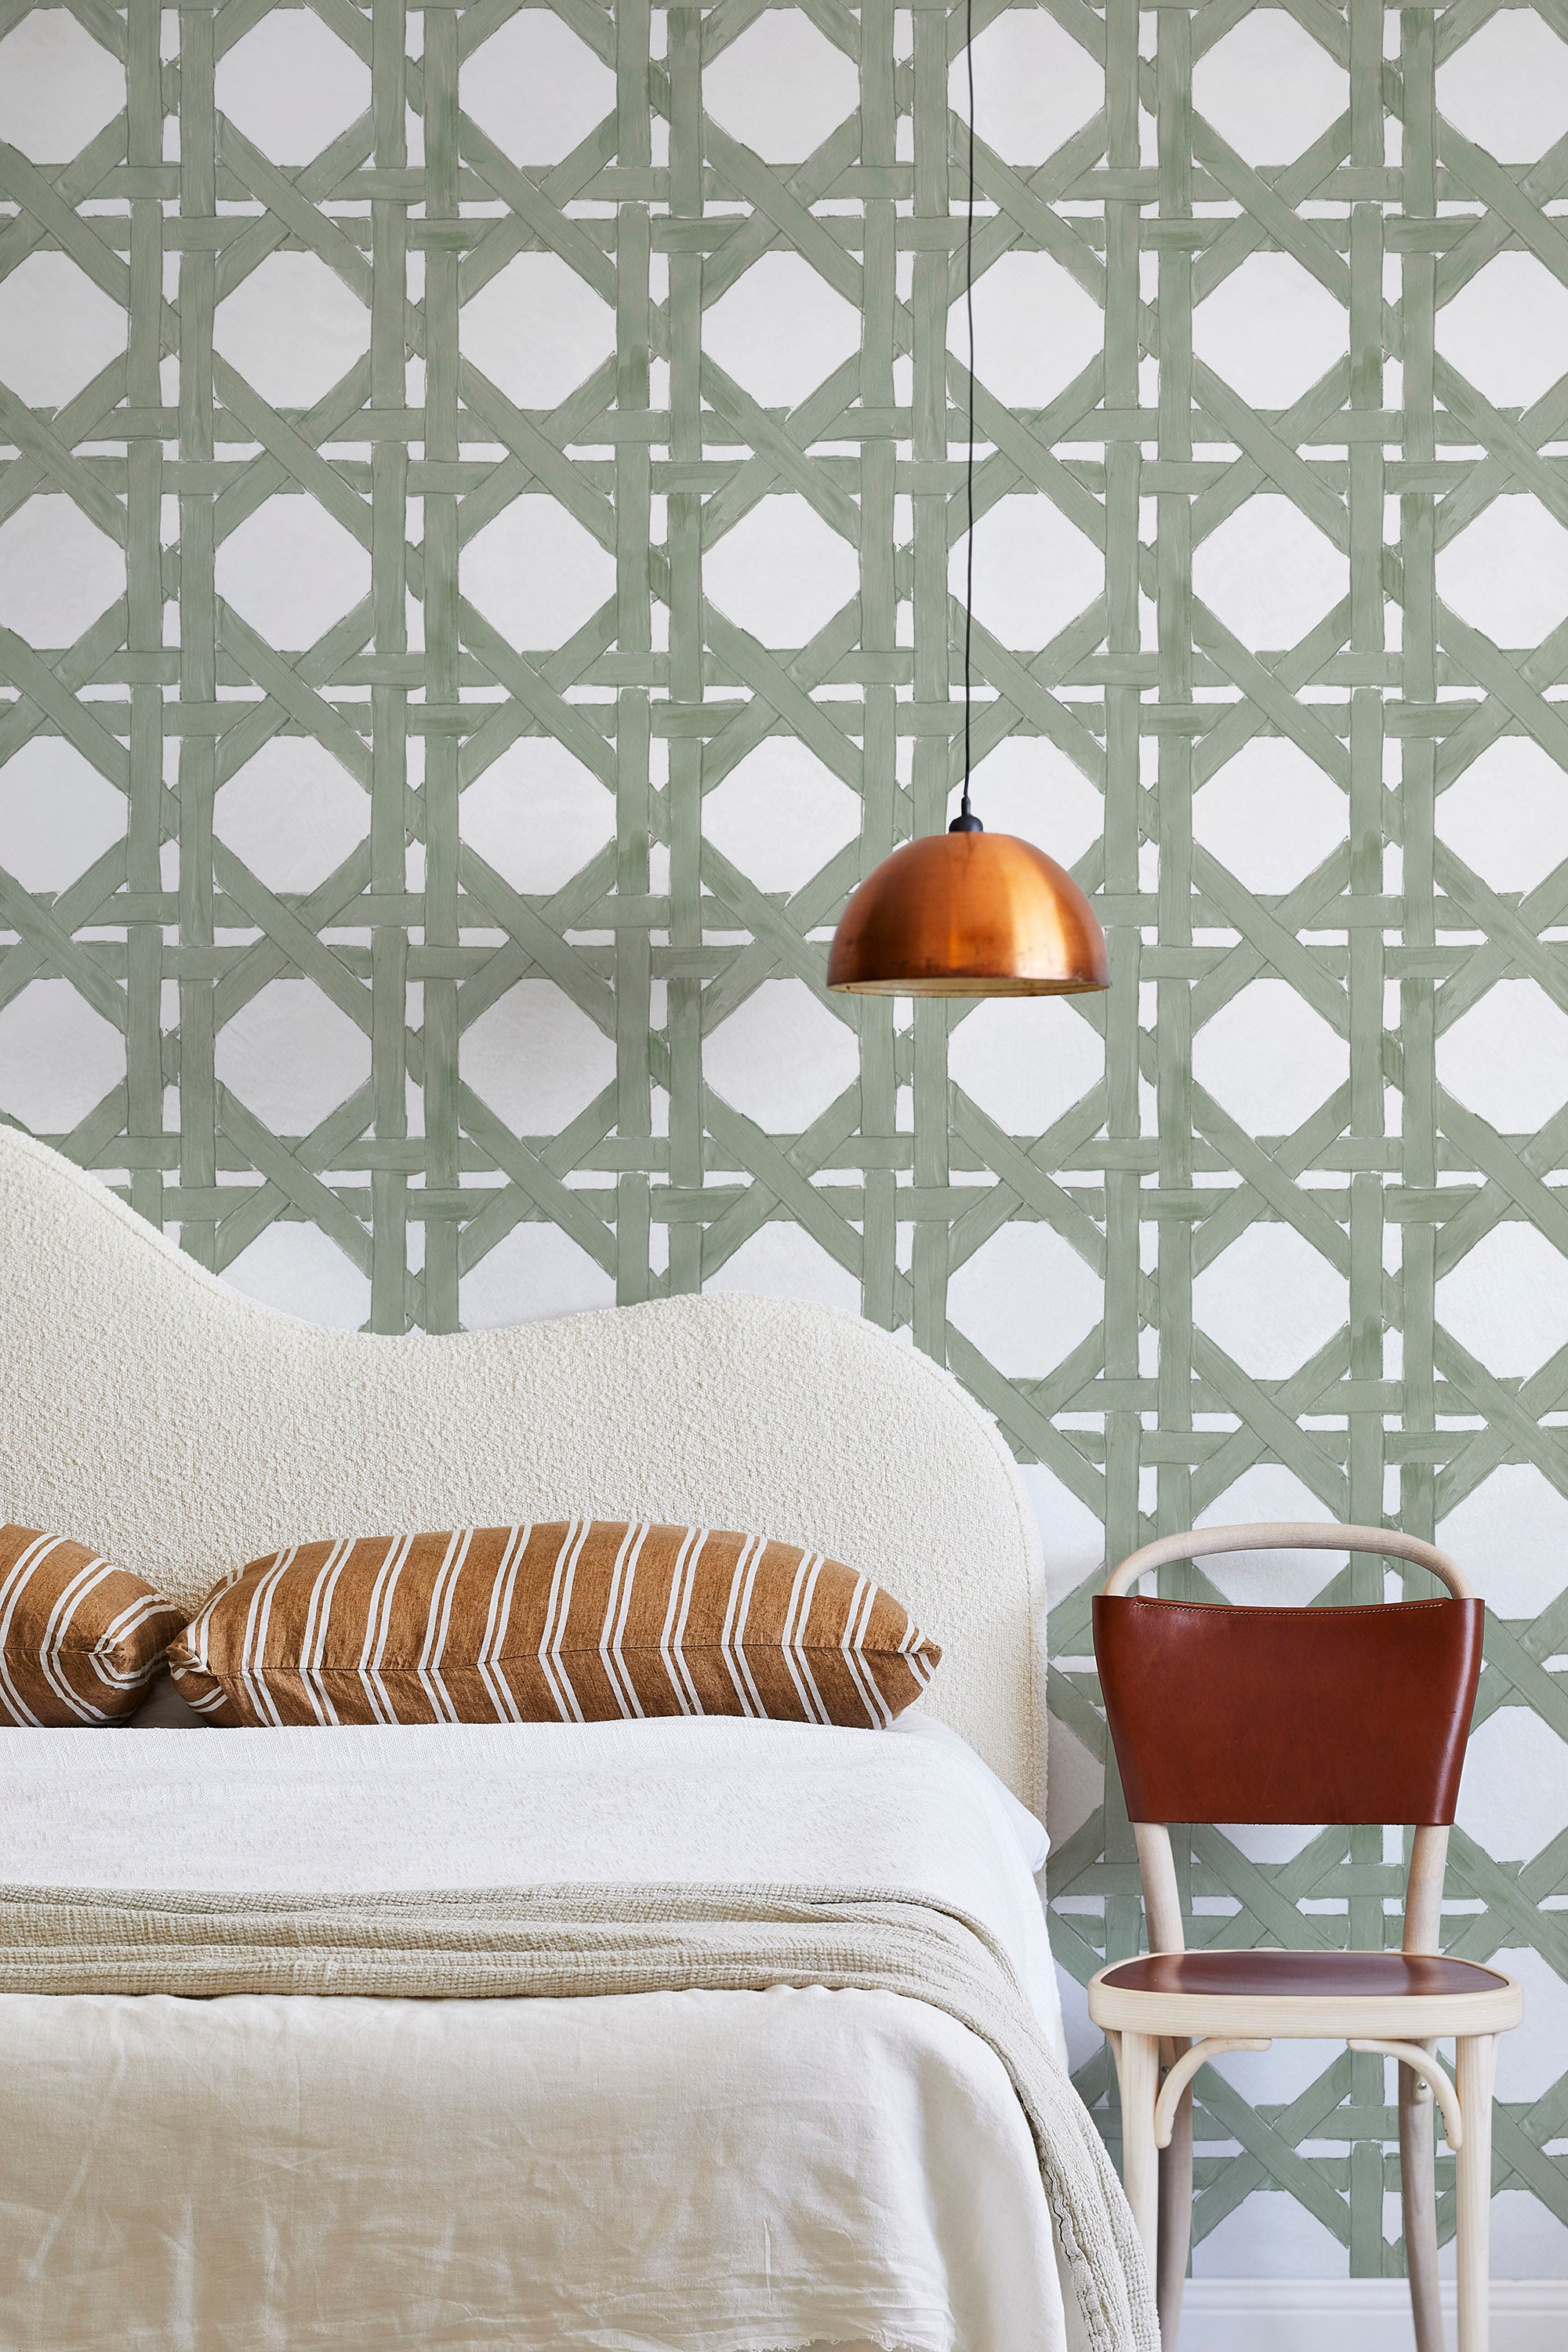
[[0, 1716, 1091, 2352]]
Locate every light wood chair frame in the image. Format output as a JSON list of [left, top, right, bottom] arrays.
[[1086, 1523, 1523, 2352]]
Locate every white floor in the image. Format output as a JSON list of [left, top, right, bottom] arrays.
[[1180, 2279, 1568, 2352]]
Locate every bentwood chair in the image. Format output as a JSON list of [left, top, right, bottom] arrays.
[[1087, 1523, 1521, 2352]]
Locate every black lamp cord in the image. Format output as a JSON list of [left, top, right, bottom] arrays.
[[953, 0, 982, 836]]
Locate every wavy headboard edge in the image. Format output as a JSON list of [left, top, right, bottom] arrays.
[[0, 1127, 1047, 1809]]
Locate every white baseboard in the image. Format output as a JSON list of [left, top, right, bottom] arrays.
[[1178, 2278, 1568, 2352]]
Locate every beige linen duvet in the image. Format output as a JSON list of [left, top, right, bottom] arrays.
[[0, 1717, 1143, 2352]]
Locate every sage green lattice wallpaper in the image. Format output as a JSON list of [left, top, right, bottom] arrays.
[[2, 0, 1568, 2285]]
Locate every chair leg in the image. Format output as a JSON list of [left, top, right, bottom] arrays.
[[1156, 2080, 1193, 2352], [1400, 2050, 1443, 2352], [1455, 2034, 1497, 2352], [1115, 2030, 1161, 2274]]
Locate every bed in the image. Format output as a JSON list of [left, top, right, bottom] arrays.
[[0, 1127, 1144, 2352]]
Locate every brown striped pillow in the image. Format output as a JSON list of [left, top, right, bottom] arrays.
[[0, 1524, 187, 1726], [167, 1522, 942, 1730]]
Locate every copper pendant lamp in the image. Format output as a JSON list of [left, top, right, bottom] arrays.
[[827, 823, 1108, 996], [827, 3, 1109, 1003]]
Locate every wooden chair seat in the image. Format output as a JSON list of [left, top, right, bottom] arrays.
[[1091, 1946, 1522, 2040]]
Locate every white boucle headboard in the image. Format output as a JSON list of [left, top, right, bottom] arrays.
[[0, 1128, 1046, 1808]]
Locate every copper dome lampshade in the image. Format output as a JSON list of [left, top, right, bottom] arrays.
[[826, 0, 1109, 1003], [827, 821, 1108, 997]]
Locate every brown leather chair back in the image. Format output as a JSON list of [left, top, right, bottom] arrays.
[[1094, 1534, 1484, 1826]]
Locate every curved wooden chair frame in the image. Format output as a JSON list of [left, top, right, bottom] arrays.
[[1087, 1523, 1521, 2352]]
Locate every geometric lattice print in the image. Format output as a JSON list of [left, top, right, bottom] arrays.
[[2, 0, 1567, 2282]]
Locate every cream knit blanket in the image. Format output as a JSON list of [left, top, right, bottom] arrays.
[[0, 1879, 1157, 2352]]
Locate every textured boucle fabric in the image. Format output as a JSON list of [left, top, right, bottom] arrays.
[[169, 1521, 941, 1728], [0, 1878, 1156, 2352], [0, 1130, 1044, 1806]]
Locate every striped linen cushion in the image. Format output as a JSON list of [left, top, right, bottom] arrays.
[[167, 1522, 942, 1730], [0, 1524, 187, 1726]]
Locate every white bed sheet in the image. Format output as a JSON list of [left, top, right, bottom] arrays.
[[0, 1718, 1076, 2352]]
